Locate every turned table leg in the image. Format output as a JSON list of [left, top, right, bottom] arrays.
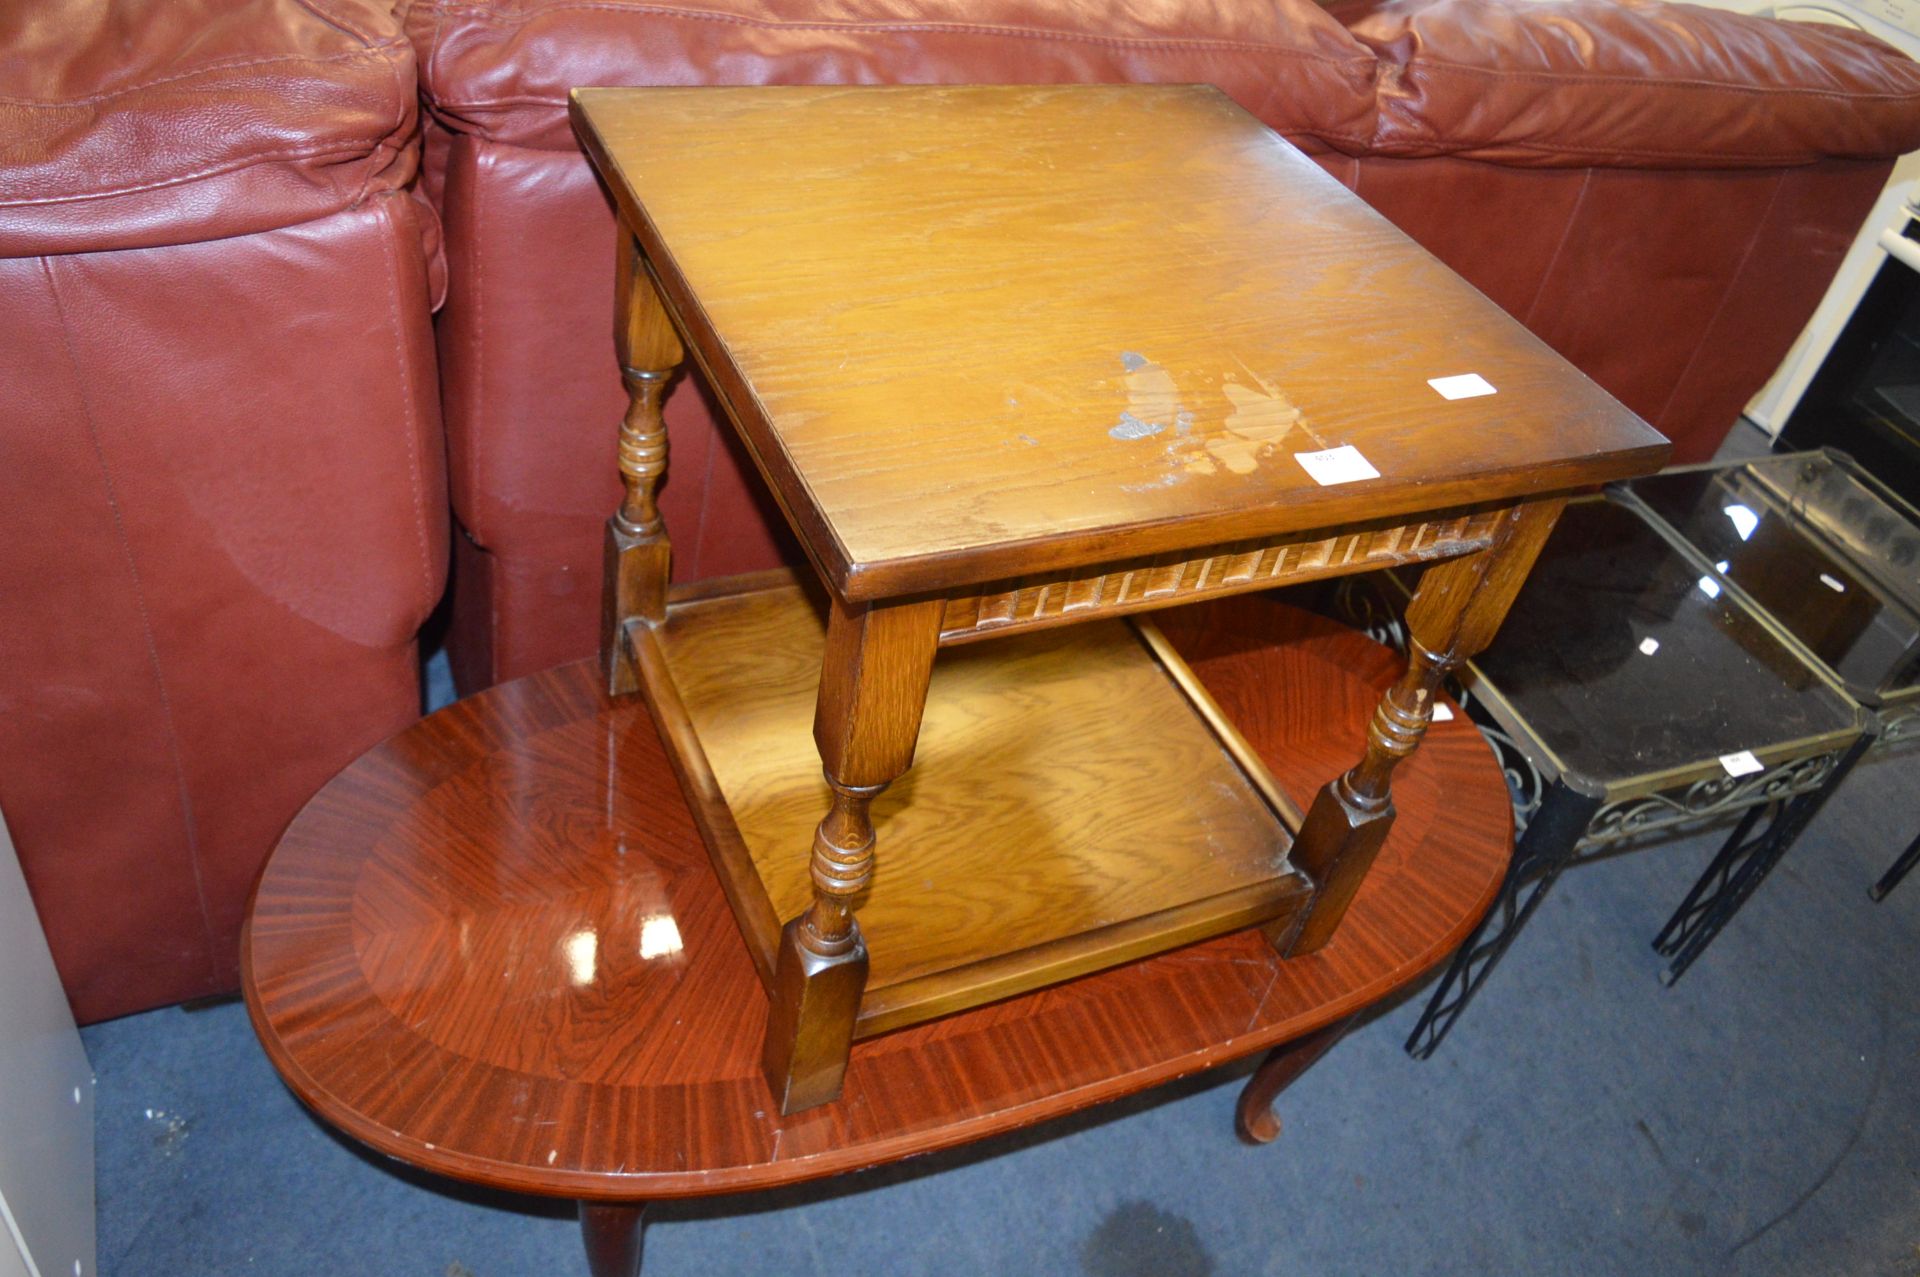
[[1235, 1017, 1355, 1145], [580, 1202, 647, 1277], [603, 227, 686, 697], [761, 591, 944, 1114], [1282, 499, 1564, 956]]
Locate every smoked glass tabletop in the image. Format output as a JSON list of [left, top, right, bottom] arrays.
[[1459, 495, 1862, 789], [1625, 452, 1920, 703]]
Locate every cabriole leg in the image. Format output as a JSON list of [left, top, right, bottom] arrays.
[[1235, 1017, 1354, 1145]]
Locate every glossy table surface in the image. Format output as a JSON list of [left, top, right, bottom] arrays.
[[243, 597, 1511, 1200], [572, 85, 1667, 600], [1460, 495, 1864, 790], [1626, 452, 1920, 705]]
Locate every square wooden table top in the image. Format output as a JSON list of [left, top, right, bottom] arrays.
[[572, 84, 1668, 602]]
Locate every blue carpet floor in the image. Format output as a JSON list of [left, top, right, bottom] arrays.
[[81, 733, 1919, 1277]]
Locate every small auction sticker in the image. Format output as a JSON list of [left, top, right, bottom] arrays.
[[1719, 750, 1765, 778], [1432, 703, 1454, 722], [1428, 373, 1498, 400], [1295, 444, 1380, 486]]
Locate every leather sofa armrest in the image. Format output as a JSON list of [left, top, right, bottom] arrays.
[[1335, 0, 1920, 168], [0, 0, 422, 255], [406, 0, 1383, 155]]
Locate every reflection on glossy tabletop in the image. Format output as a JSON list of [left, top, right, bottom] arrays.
[[1746, 453, 1920, 598], [1471, 497, 1862, 783], [1627, 453, 1920, 701], [242, 597, 1511, 1201]]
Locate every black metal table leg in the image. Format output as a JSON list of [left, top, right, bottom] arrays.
[[1648, 801, 1767, 975], [1405, 780, 1604, 1060], [1653, 736, 1874, 984], [1869, 827, 1920, 902]]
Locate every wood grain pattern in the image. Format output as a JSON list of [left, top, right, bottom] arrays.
[[646, 581, 1307, 1037], [762, 591, 945, 1111], [243, 596, 1505, 1200], [1133, 617, 1306, 832], [1287, 498, 1565, 954], [938, 511, 1504, 644], [602, 232, 685, 696], [571, 84, 1668, 601], [1403, 499, 1570, 664]]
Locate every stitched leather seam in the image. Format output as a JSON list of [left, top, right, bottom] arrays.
[[291, 0, 383, 46], [438, 95, 1377, 147], [1376, 134, 1882, 163], [0, 39, 408, 108], [372, 198, 442, 609], [350, 39, 417, 208], [0, 142, 383, 209], [426, 1, 452, 117], [407, 2, 1374, 67], [351, 135, 401, 210], [471, 136, 503, 685], [1522, 167, 1588, 329], [1399, 57, 1920, 103], [39, 255, 221, 980], [469, 136, 491, 556], [1653, 170, 1784, 426]]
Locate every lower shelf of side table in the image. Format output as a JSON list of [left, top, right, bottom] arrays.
[[627, 574, 1311, 1037]]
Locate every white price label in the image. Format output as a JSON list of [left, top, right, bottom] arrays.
[[1719, 750, 1765, 778], [1294, 445, 1380, 487], [1432, 703, 1454, 722], [1428, 373, 1498, 401]]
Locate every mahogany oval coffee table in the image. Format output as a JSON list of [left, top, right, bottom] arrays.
[[243, 595, 1512, 1276]]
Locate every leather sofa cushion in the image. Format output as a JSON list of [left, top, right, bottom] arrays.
[[407, 0, 1382, 154], [1340, 0, 1920, 168], [0, 193, 448, 1022], [0, 0, 419, 255]]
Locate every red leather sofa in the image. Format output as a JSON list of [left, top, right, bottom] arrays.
[[7, 0, 1920, 1022], [407, 0, 1920, 693], [2, 0, 448, 1022]]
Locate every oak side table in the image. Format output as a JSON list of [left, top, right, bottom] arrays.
[[569, 84, 1668, 1113]]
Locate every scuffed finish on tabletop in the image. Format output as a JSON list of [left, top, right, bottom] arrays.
[[571, 84, 1668, 599]]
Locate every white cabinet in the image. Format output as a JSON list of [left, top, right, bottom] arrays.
[[0, 810, 95, 1277]]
